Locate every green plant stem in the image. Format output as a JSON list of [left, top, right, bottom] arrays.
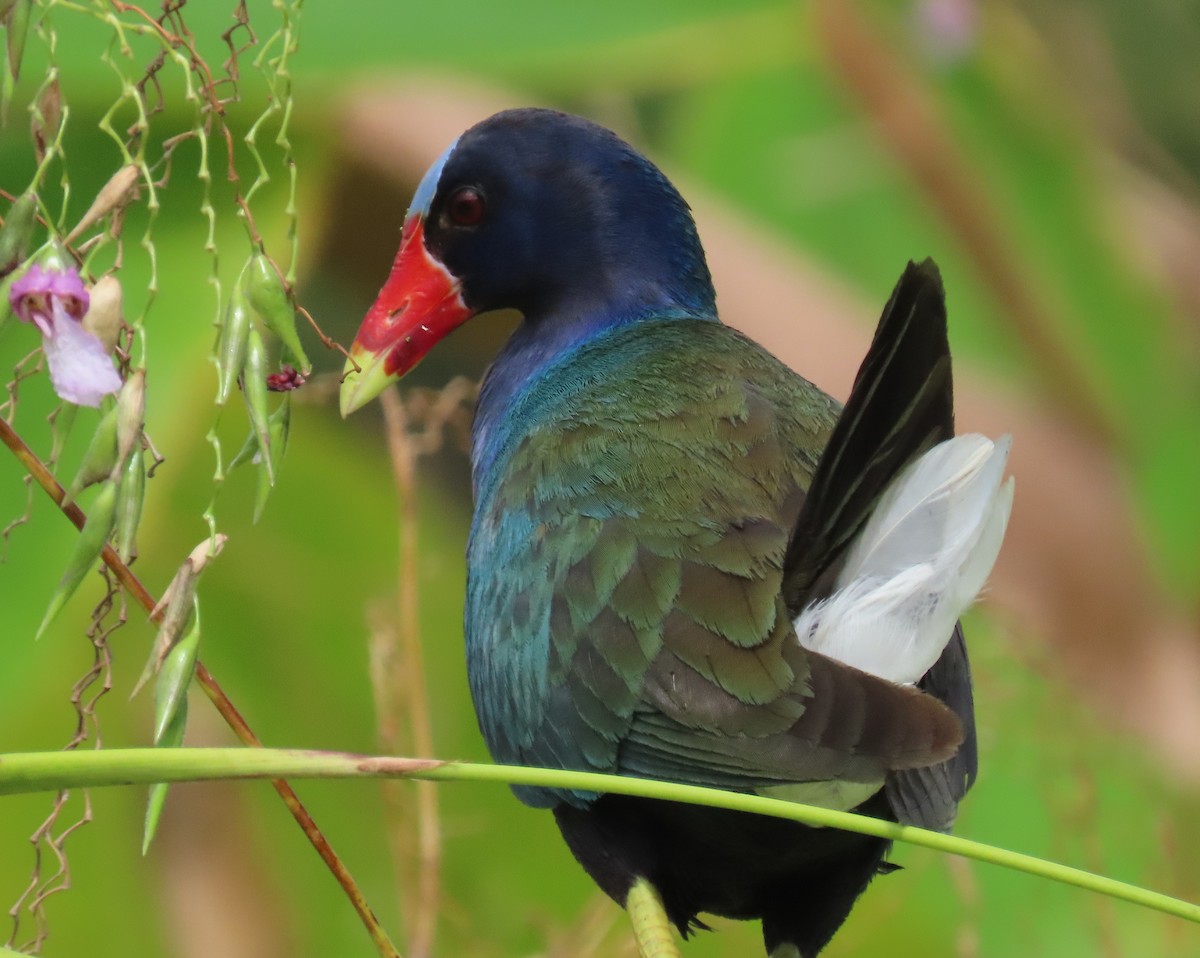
[[1, 747, 1197, 927]]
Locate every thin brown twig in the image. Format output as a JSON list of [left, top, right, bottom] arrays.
[[108, 0, 273, 246], [296, 304, 358, 363], [367, 608, 418, 942], [0, 414, 402, 958], [379, 387, 441, 958]]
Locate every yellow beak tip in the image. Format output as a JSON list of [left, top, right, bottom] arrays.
[[338, 382, 360, 419], [338, 352, 391, 418]]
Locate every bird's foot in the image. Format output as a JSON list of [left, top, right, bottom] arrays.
[[626, 878, 683, 958]]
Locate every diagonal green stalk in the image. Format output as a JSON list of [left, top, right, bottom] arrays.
[[1, 747, 1197, 928]]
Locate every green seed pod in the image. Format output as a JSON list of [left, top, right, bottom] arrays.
[[115, 446, 145, 563], [242, 253, 310, 374], [242, 325, 274, 485], [253, 395, 291, 522], [215, 287, 251, 406], [153, 600, 200, 744], [61, 404, 119, 507], [226, 426, 258, 472], [5, 0, 31, 84], [0, 269, 18, 330], [36, 478, 118, 640], [116, 367, 145, 468], [0, 190, 37, 272], [143, 696, 187, 855]]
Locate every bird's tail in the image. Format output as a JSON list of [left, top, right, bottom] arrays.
[[793, 433, 1013, 685]]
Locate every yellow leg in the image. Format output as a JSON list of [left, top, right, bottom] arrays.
[[626, 878, 683, 958]]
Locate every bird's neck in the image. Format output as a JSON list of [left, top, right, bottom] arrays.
[[471, 295, 716, 491]]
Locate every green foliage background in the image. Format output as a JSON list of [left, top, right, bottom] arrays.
[[1, 1, 1198, 956]]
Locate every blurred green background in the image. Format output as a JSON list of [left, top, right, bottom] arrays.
[[2, 1, 1199, 956]]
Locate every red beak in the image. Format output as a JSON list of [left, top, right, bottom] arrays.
[[340, 216, 474, 415]]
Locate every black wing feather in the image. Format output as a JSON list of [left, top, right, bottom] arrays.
[[781, 258, 978, 829]]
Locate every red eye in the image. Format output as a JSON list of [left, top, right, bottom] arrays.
[[447, 186, 486, 226]]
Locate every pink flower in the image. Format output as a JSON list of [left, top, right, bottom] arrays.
[[913, 0, 978, 64], [9, 264, 122, 407]]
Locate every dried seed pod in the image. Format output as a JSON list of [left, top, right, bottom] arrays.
[[215, 286, 251, 405], [242, 253, 311, 374], [31, 77, 62, 163], [116, 367, 145, 467], [134, 535, 226, 697], [66, 165, 140, 243], [83, 274, 124, 354]]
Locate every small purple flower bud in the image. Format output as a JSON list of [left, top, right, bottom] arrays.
[[266, 364, 306, 392]]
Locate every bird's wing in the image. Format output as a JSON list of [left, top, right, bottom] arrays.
[[778, 259, 979, 828], [782, 259, 956, 610], [467, 314, 962, 808]]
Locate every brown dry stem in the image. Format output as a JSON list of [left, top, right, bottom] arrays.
[[378, 387, 441, 958]]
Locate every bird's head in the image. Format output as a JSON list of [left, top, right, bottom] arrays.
[[339, 108, 715, 416]]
